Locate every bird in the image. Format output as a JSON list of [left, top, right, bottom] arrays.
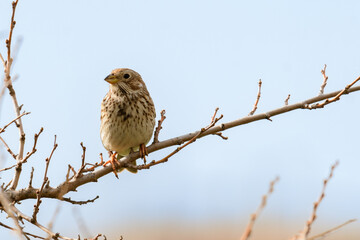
[[100, 68, 156, 177]]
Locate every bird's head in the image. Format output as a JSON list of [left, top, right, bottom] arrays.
[[105, 68, 147, 94]]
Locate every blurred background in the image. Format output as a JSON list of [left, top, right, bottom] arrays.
[[0, 0, 359, 239]]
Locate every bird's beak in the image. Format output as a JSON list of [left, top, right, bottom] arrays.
[[104, 74, 118, 84]]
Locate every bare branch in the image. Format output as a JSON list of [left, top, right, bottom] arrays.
[[47, 203, 61, 234], [308, 219, 356, 240], [0, 221, 45, 239], [319, 64, 328, 95], [0, 135, 17, 159], [212, 132, 228, 140], [21, 127, 43, 163], [74, 142, 87, 178], [240, 176, 279, 240], [0, 53, 5, 67], [1, 79, 359, 206], [137, 107, 223, 170], [28, 167, 34, 188], [31, 136, 58, 223], [249, 79, 262, 115], [291, 161, 339, 240], [305, 76, 360, 109], [152, 109, 166, 144], [62, 195, 99, 205], [0, 162, 16, 172], [1, 0, 27, 191], [0, 111, 30, 134]]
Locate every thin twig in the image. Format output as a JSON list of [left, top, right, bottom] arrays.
[[3, 0, 26, 191], [0, 135, 17, 159], [31, 135, 58, 223], [319, 64, 328, 95], [212, 132, 228, 140], [21, 127, 43, 163], [28, 167, 34, 188], [47, 203, 61, 234], [0, 221, 45, 239], [306, 76, 360, 109], [240, 176, 279, 240], [152, 110, 166, 144], [291, 161, 339, 240], [284, 94, 291, 106], [308, 219, 356, 240], [62, 195, 99, 205], [73, 207, 92, 238], [0, 111, 30, 134], [0, 163, 16, 172], [75, 142, 87, 178], [249, 79, 262, 115]]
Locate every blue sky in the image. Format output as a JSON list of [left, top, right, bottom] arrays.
[[0, 0, 359, 239]]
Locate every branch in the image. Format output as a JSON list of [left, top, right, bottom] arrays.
[[308, 219, 356, 240], [31, 136, 57, 223], [138, 107, 223, 170], [249, 79, 262, 115], [1, 0, 27, 191], [62, 195, 99, 205], [284, 94, 291, 106], [291, 161, 339, 240], [0, 135, 17, 159], [21, 127, 43, 164], [305, 76, 360, 109], [319, 64, 328, 95], [3, 79, 360, 204], [0, 111, 30, 134], [240, 176, 279, 240], [152, 109, 166, 144]]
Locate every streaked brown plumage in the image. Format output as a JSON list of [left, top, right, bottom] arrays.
[[100, 68, 156, 174]]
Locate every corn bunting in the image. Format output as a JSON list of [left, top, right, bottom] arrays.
[[100, 68, 156, 176]]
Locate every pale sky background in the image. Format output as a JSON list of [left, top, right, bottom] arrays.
[[0, 0, 360, 239]]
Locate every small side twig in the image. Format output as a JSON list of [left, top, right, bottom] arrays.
[[319, 64, 328, 95], [212, 132, 228, 140], [0, 111, 30, 134], [62, 195, 99, 205], [240, 176, 279, 240], [21, 127, 43, 163], [0, 135, 17, 159], [152, 109, 166, 144], [284, 94, 291, 106], [31, 135, 58, 223], [74, 142, 87, 178], [305, 76, 360, 109], [0, 163, 16, 172], [249, 79, 262, 116], [28, 167, 34, 188]]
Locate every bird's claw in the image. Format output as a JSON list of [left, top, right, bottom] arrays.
[[103, 152, 119, 179]]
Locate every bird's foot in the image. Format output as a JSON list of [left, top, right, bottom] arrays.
[[103, 152, 119, 178], [139, 143, 148, 164]]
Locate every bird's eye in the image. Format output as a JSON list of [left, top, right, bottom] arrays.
[[123, 73, 130, 79]]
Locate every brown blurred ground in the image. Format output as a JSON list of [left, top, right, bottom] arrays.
[[103, 219, 359, 240]]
